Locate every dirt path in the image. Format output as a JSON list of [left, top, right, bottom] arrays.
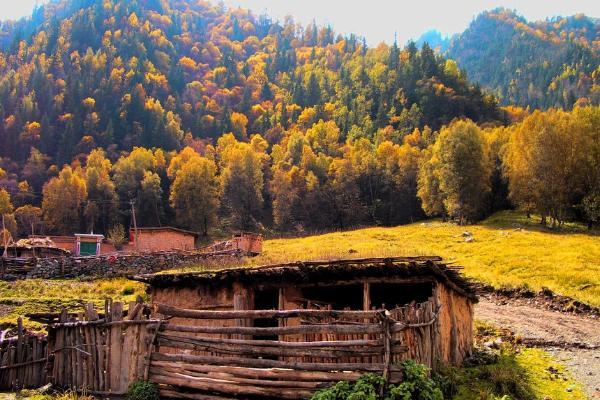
[[476, 299, 600, 398]]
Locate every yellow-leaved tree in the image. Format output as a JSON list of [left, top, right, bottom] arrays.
[[418, 120, 491, 224], [218, 134, 268, 229], [504, 109, 590, 227], [169, 156, 219, 236], [42, 166, 87, 234]]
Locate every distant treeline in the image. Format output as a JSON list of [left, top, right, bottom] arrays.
[[0, 106, 598, 240]]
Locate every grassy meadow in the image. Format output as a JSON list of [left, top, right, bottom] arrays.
[[249, 211, 600, 307], [0, 278, 147, 330]]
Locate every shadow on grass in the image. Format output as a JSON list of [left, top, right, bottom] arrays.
[[481, 211, 599, 237]]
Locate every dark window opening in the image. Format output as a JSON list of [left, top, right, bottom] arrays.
[[253, 288, 279, 342], [301, 284, 364, 310], [370, 282, 434, 309]]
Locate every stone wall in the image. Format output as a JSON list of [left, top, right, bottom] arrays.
[[25, 250, 241, 279]]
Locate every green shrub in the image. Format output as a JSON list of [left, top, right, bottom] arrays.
[[121, 285, 136, 296], [311, 361, 442, 400], [126, 380, 159, 400], [388, 360, 443, 400]]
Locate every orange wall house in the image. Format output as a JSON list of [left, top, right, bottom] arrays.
[[129, 227, 198, 252]]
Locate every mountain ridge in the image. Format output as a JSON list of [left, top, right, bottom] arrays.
[[0, 0, 501, 170], [417, 8, 600, 108]]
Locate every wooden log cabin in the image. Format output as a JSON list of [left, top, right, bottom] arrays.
[[132, 256, 477, 399]]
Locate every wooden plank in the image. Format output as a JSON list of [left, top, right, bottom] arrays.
[[151, 371, 315, 399], [119, 303, 136, 391], [108, 302, 123, 393], [75, 326, 83, 389], [156, 304, 381, 320], [159, 388, 237, 400], [152, 352, 399, 373], [157, 333, 382, 348], [157, 338, 385, 358], [160, 323, 384, 336], [151, 366, 329, 389], [150, 361, 363, 382]]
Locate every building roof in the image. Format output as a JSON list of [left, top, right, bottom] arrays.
[[131, 256, 478, 301], [75, 233, 105, 239], [131, 227, 199, 238]]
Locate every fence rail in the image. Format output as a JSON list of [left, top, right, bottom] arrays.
[[151, 301, 439, 399], [0, 299, 440, 399]]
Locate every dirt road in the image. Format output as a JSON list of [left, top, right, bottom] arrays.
[[476, 299, 600, 398]]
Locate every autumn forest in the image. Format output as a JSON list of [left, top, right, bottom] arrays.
[[0, 0, 598, 240]]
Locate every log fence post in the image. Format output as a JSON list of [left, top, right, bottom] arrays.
[[380, 310, 393, 396]]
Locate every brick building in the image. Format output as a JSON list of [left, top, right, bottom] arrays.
[[129, 227, 198, 252], [31, 226, 198, 255]]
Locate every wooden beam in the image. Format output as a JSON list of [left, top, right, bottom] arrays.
[[152, 352, 401, 373], [156, 304, 382, 320], [150, 361, 363, 382], [159, 323, 384, 336], [158, 333, 383, 348]]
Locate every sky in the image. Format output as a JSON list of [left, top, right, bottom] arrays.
[[2, 0, 599, 45]]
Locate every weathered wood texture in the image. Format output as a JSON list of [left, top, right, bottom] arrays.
[[0, 318, 48, 390], [151, 299, 446, 400], [2, 257, 476, 400], [48, 300, 156, 395]]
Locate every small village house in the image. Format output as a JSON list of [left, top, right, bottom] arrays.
[[29, 227, 200, 256], [201, 232, 263, 255], [129, 227, 198, 252]]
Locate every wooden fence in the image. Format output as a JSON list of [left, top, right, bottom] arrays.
[[0, 319, 47, 390], [150, 301, 440, 399], [46, 299, 157, 395], [0, 300, 440, 399]]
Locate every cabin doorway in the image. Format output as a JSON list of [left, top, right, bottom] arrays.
[[253, 287, 279, 342], [370, 282, 434, 309]]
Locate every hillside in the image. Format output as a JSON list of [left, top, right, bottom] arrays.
[[0, 1, 596, 246], [420, 9, 600, 109], [0, 0, 501, 170], [251, 211, 600, 307]]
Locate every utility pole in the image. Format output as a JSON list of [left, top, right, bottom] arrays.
[[1, 214, 6, 278], [1, 214, 7, 259], [130, 200, 139, 252]]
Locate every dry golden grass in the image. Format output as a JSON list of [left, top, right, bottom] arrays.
[[172, 211, 599, 306], [0, 278, 147, 330], [201, 211, 597, 307], [249, 211, 600, 306]]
